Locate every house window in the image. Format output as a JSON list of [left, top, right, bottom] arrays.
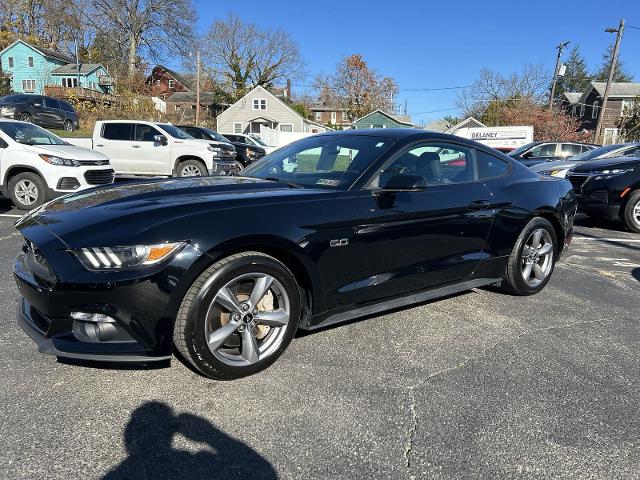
[[592, 101, 600, 119], [234, 122, 242, 133], [579, 104, 585, 117], [28, 56, 34, 67], [342, 112, 348, 122], [621, 100, 635, 117], [252, 99, 267, 110], [315, 111, 322, 121], [191, 104, 197, 110], [62, 78, 78, 88], [168, 79, 175, 89], [603, 128, 619, 145], [331, 111, 337, 123], [175, 104, 181, 110], [22, 79, 36, 92], [280, 124, 293, 132], [571, 105, 577, 116], [155, 79, 160, 86], [8, 57, 13, 68]]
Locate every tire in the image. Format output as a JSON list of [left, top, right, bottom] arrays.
[[8, 172, 47, 210], [19, 113, 32, 123], [501, 217, 557, 296], [63, 120, 74, 132], [622, 190, 640, 234], [174, 252, 301, 380], [176, 159, 207, 177], [234, 160, 245, 172]]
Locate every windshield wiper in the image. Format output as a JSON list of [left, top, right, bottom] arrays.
[[263, 177, 303, 189]]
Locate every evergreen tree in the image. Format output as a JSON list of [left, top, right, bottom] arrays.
[[593, 43, 633, 82], [556, 46, 591, 97]]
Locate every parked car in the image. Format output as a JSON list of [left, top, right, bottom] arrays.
[[508, 141, 599, 167], [222, 133, 276, 154], [14, 129, 576, 379], [567, 156, 640, 232], [0, 119, 113, 209], [65, 120, 238, 177], [531, 142, 640, 178], [177, 125, 266, 168], [0, 94, 79, 132]]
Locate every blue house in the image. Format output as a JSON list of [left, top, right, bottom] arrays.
[[0, 39, 112, 96]]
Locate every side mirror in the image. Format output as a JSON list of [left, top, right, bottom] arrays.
[[522, 151, 534, 159], [32, 102, 42, 108], [376, 174, 427, 194], [154, 134, 168, 146]]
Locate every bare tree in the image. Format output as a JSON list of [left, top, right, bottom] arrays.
[[202, 14, 304, 100], [90, 0, 196, 76], [457, 64, 550, 119]]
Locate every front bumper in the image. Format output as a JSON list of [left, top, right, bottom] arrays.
[[210, 159, 240, 176]]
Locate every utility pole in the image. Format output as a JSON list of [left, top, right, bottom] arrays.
[[594, 19, 625, 143], [195, 50, 201, 126], [549, 41, 570, 110]]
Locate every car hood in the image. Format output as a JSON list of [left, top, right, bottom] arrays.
[[15, 176, 329, 247], [570, 156, 640, 173], [24, 144, 109, 161], [529, 160, 577, 172]]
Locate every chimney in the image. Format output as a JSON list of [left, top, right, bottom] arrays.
[[286, 79, 291, 99]]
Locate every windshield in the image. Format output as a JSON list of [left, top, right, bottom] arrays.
[[241, 135, 394, 189], [203, 128, 231, 143], [0, 122, 67, 145], [570, 144, 623, 161], [157, 124, 193, 140], [508, 142, 538, 156]]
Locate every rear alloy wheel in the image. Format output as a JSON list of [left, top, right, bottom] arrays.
[[174, 252, 301, 380], [623, 190, 640, 234], [502, 217, 557, 295], [177, 160, 206, 177], [63, 120, 74, 132], [8, 172, 47, 210], [20, 113, 32, 123]]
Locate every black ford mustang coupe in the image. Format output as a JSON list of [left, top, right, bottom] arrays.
[[14, 130, 576, 380]]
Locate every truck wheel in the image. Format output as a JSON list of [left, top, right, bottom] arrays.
[[622, 190, 640, 233], [63, 120, 74, 132], [177, 160, 207, 177], [9, 172, 47, 210]]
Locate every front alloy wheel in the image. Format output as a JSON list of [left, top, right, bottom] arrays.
[[174, 252, 301, 380], [520, 228, 554, 288]]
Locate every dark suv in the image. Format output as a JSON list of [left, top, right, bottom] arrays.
[[177, 125, 266, 168], [0, 94, 79, 131]]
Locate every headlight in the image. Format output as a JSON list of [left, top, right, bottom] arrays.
[[593, 168, 633, 180], [72, 242, 185, 270], [547, 168, 569, 178], [0, 106, 16, 115], [39, 154, 81, 167], [208, 145, 222, 155]]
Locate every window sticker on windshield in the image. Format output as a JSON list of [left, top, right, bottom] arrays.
[[317, 179, 340, 186], [376, 142, 385, 147]]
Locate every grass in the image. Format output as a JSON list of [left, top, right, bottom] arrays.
[[51, 129, 92, 138]]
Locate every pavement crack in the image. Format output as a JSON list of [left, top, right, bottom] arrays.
[[403, 387, 418, 477]]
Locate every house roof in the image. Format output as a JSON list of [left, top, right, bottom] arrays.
[[0, 39, 75, 64], [590, 82, 640, 98], [353, 109, 414, 126], [563, 92, 583, 104], [149, 65, 193, 91], [444, 116, 486, 133], [51, 63, 104, 75], [423, 119, 451, 133]]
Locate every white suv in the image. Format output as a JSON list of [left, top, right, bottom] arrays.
[[0, 119, 113, 210]]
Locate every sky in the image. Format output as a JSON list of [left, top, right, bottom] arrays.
[[193, 0, 640, 125]]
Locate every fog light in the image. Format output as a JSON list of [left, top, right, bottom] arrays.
[[71, 312, 115, 323]]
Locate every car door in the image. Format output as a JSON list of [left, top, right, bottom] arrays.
[[42, 98, 64, 128], [98, 122, 135, 174], [559, 143, 583, 160], [354, 141, 496, 304], [131, 123, 172, 175], [29, 96, 48, 126], [520, 143, 559, 166]]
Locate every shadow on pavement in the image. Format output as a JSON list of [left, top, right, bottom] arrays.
[[101, 401, 277, 480], [574, 214, 628, 233]]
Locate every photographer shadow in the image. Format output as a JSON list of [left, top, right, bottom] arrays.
[[102, 401, 277, 480]]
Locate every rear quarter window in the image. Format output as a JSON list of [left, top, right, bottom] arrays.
[[102, 123, 134, 141], [476, 150, 509, 180]]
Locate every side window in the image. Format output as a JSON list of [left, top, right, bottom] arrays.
[[44, 98, 60, 109], [134, 124, 161, 142], [622, 147, 640, 157], [380, 143, 475, 186], [476, 150, 509, 180], [528, 143, 556, 157], [560, 143, 582, 157], [225, 135, 238, 142], [102, 123, 133, 141], [185, 128, 203, 139], [59, 101, 74, 112]]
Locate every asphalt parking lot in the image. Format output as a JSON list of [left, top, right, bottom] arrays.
[[1, 200, 639, 480]]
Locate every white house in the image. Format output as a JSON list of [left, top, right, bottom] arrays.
[[217, 85, 331, 144]]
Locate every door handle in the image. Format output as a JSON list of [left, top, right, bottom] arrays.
[[468, 200, 491, 210], [96, 144, 104, 147], [132, 145, 141, 148]]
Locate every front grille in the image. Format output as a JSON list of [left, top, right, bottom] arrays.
[[84, 169, 115, 185], [78, 159, 110, 166], [567, 174, 590, 193]]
